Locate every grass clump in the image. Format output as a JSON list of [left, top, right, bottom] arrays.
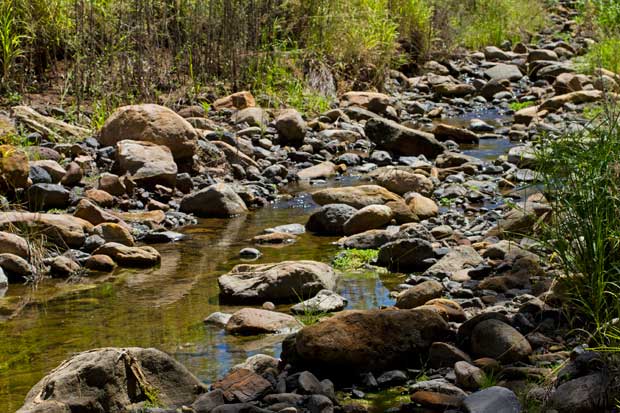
[[536, 104, 620, 347], [510, 101, 537, 112], [333, 249, 379, 271], [578, 0, 620, 73]]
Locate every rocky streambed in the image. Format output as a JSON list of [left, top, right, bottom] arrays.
[[2, 1, 620, 412]]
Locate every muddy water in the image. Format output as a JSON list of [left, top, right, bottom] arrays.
[[0, 112, 516, 412]]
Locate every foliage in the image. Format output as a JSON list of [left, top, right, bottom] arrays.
[[333, 249, 379, 270], [0, 0, 551, 107], [479, 370, 499, 389], [582, 36, 620, 74], [535, 104, 620, 347], [510, 101, 536, 112]]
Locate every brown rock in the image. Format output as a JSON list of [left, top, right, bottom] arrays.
[[0, 145, 29, 191], [85, 189, 115, 207], [225, 308, 301, 335], [85, 254, 116, 272], [213, 91, 256, 110], [410, 391, 464, 409], [93, 243, 160, 267], [312, 185, 403, 209], [0, 212, 93, 249], [211, 368, 272, 403], [0, 231, 29, 259], [93, 223, 134, 246], [395, 280, 444, 309]]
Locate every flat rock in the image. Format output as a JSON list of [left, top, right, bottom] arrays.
[[312, 185, 403, 209], [462, 386, 521, 413], [225, 308, 301, 335], [365, 117, 444, 158], [116, 140, 177, 187], [290, 290, 348, 314], [218, 260, 337, 303], [93, 242, 161, 267], [377, 238, 434, 272], [0, 212, 93, 249]]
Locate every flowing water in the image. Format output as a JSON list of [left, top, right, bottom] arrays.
[[0, 111, 517, 412]]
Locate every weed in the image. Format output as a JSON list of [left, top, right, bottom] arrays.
[[0, 0, 27, 88], [510, 101, 537, 112], [332, 249, 379, 271], [479, 371, 499, 389]]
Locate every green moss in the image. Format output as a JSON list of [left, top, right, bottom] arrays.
[[339, 388, 410, 413], [332, 249, 379, 270]]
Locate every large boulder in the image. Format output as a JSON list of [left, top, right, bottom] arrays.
[[17, 347, 205, 413], [367, 167, 434, 196], [218, 261, 337, 303], [282, 307, 450, 373], [0, 212, 93, 248], [306, 204, 357, 235], [312, 185, 403, 209], [0, 145, 29, 191], [275, 109, 307, 145], [116, 140, 177, 188], [225, 308, 301, 335], [365, 118, 444, 158], [180, 183, 248, 217], [99, 104, 197, 160]]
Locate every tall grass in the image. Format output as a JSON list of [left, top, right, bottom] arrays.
[[536, 105, 620, 346], [0, 0, 547, 109], [579, 0, 620, 73]]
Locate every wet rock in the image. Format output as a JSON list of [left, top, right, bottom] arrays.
[[180, 183, 248, 217], [312, 185, 403, 209], [307, 394, 334, 413], [99, 104, 197, 160], [343, 205, 393, 235], [0, 212, 93, 248], [282, 307, 450, 372], [0, 145, 29, 191], [116, 140, 177, 188], [240, 248, 262, 259], [226, 308, 301, 335], [0, 231, 29, 259], [50, 255, 80, 277], [470, 319, 532, 363], [253, 232, 297, 245], [85, 254, 116, 272], [290, 290, 348, 314], [27, 183, 70, 211], [0, 267, 7, 287], [276, 109, 307, 146], [377, 238, 434, 272], [0, 253, 33, 281], [462, 386, 521, 413], [142, 231, 185, 244], [204, 312, 233, 327], [306, 204, 358, 235], [376, 370, 407, 387], [232, 354, 279, 376], [218, 261, 337, 303], [93, 243, 161, 267], [507, 145, 536, 168], [16, 347, 205, 413], [265, 224, 305, 235], [395, 280, 443, 309], [365, 117, 444, 158], [367, 167, 434, 196]]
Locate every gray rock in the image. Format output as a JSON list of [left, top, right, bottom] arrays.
[[425, 246, 483, 277], [548, 373, 607, 413], [27, 183, 70, 211], [265, 223, 306, 235], [409, 379, 467, 397], [225, 308, 301, 335], [307, 394, 334, 413], [17, 347, 205, 413], [276, 109, 307, 145], [484, 64, 523, 82], [377, 238, 434, 272], [455, 361, 485, 390], [218, 260, 337, 303], [376, 370, 408, 387], [306, 204, 358, 235], [116, 140, 177, 188], [240, 248, 262, 259], [29, 164, 53, 184], [471, 319, 532, 363], [290, 290, 348, 314], [365, 117, 444, 159], [462, 386, 521, 413], [192, 390, 226, 413], [204, 312, 233, 327], [180, 183, 248, 217]]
